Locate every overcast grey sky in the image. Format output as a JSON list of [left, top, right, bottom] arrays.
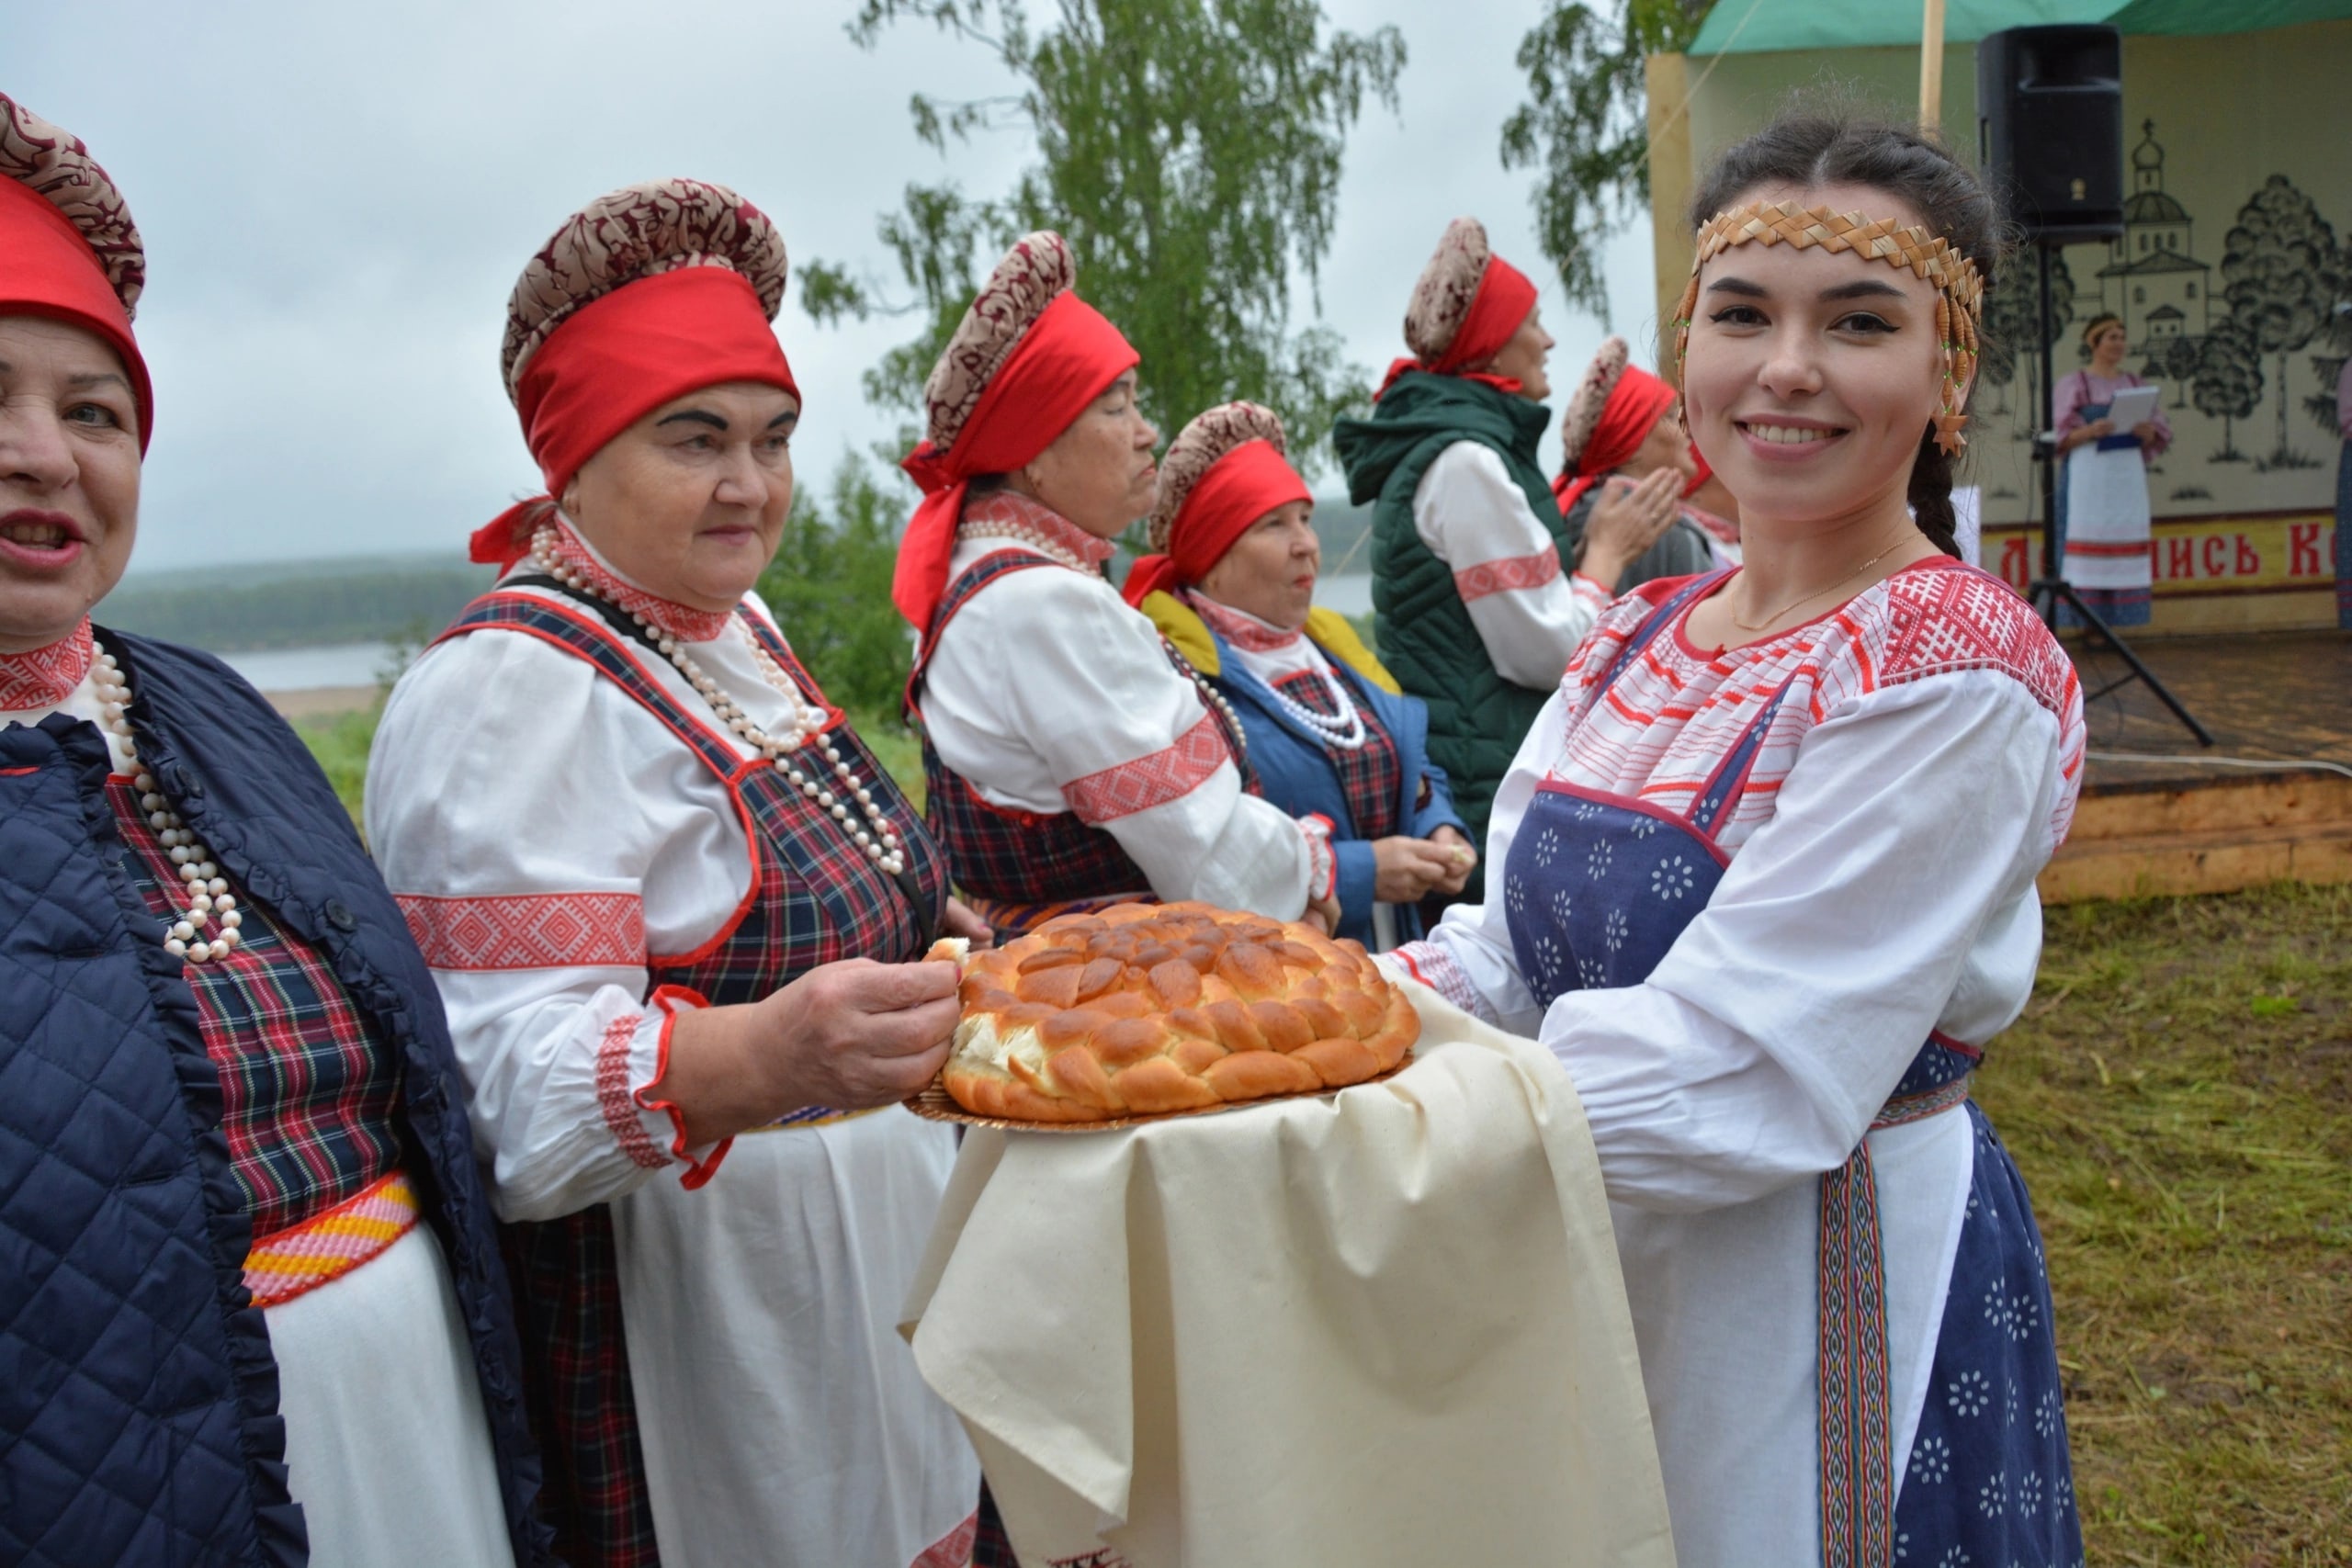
[[15, 0, 1657, 574]]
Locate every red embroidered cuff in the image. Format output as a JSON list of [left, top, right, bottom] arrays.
[[635, 984, 735, 1190], [595, 1013, 668, 1170], [1299, 813, 1338, 904]]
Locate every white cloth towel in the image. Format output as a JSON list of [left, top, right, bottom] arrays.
[[900, 984, 1675, 1568]]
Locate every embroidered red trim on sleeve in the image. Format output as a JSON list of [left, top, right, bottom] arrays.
[[397, 891, 647, 971], [1061, 710, 1231, 824], [1453, 543, 1563, 604], [595, 1012, 670, 1170], [1299, 813, 1338, 903], [635, 985, 735, 1190]]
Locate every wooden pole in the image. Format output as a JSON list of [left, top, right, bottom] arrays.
[[1645, 51, 1695, 367], [1919, 0, 1947, 137]]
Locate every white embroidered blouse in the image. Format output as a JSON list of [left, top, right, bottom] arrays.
[[914, 491, 1325, 916], [1412, 440, 1613, 689]]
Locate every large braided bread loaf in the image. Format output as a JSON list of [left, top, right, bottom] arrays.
[[942, 902, 1419, 1122]]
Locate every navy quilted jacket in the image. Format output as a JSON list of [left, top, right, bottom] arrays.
[[0, 630, 551, 1567]]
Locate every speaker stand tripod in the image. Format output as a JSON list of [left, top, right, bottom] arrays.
[[2025, 243, 2213, 746]]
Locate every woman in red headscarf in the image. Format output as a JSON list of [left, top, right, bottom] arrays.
[[0, 92, 547, 1566], [367, 181, 985, 1568], [897, 232, 1340, 938], [1552, 335, 1737, 588], [1126, 403, 1475, 951], [1329, 220, 1680, 890]]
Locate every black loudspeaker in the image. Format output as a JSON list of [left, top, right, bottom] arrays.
[[1977, 25, 2125, 243]]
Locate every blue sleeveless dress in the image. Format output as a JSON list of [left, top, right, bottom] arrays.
[[1498, 573, 2085, 1567]]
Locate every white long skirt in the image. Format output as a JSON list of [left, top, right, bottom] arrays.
[[611, 1109, 979, 1568], [269, 1223, 516, 1567], [1613, 1108, 1975, 1568]]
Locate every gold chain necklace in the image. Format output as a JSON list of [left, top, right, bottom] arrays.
[[1727, 526, 1919, 633]]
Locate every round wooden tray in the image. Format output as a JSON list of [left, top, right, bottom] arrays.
[[902, 1047, 1418, 1134]]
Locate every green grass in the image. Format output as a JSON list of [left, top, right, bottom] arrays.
[[295, 699, 385, 825], [1983, 883, 2352, 1566]]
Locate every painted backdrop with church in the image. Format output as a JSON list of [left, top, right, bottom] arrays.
[[1653, 17, 2348, 632]]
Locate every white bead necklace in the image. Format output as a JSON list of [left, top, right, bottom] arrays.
[[526, 527, 907, 876], [1266, 666, 1369, 750], [89, 640, 244, 963], [956, 519, 1099, 576]]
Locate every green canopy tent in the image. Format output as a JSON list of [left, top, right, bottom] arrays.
[[1690, 0, 2352, 53]]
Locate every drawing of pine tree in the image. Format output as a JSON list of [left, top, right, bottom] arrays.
[[2222, 175, 2336, 469], [2193, 319, 2264, 461]]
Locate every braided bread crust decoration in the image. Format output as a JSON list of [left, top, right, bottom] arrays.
[[1671, 199, 1984, 457], [944, 902, 1420, 1122]]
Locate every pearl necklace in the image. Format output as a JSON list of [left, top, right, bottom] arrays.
[[526, 527, 906, 876], [1266, 667, 1369, 750], [88, 640, 243, 963], [957, 519, 1101, 576]]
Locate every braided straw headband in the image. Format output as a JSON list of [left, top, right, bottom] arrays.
[[1671, 199, 1985, 457]]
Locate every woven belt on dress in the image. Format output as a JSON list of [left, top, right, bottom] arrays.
[[243, 1169, 420, 1309], [1818, 1072, 1973, 1568]]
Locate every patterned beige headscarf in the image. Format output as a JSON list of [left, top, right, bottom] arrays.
[[502, 177, 787, 407], [1672, 199, 1984, 455]]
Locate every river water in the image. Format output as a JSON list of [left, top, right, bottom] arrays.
[[217, 640, 399, 692], [214, 576, 1375, 694]]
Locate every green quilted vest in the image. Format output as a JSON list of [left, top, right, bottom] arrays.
[[1332, 371, 1566, 898]]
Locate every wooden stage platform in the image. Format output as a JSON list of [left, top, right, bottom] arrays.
[[2041, 628, 2352, 904]]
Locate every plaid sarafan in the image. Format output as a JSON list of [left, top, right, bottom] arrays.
[[911, 550, 1151, 919], [1268, 670, 1405, 842], [103, 775, 400, 1240], [444, 589, 948, 1567], [910, 549, 1262, 936]]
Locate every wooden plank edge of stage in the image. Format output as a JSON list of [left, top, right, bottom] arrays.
[[2040, 769, 2352, 905]]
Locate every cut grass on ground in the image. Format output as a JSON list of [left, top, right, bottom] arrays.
[[1984, 882, 2351, 1566]]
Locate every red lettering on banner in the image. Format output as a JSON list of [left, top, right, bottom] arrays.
[[1999, 535, 2030, 590], [2202, 536, 2228, 576], [2233, 536, 2261, 575], [2164, 536, 2196, 580], [2290, 523, 2322, 577]]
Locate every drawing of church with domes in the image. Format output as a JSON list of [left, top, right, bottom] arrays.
[[2095, 120, 2212, 351]]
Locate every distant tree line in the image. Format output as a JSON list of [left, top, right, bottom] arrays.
[[96, 566, 492, 652]]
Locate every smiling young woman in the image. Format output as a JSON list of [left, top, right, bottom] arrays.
[[365, 179, 988, 1568], [1385, 112, 2090, 1568]]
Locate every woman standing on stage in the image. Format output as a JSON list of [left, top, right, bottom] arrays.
[[368, 180, 982, 1568], [0, 91, 545, 1567], [1125, 401, 1476, 950], [2053, 311, 2171, 625], [898, 232, 1339, 938], [1389, 112, 2087, 1567]]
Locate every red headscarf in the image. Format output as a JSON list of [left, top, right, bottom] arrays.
[[890, 290, 1137, 628], [1121, 439, 1312, 607], [0, 175, 152, 449], [469, 265, 800, 569], [1551, 362, 1677, 514], [1375, 254, 1540, 400]]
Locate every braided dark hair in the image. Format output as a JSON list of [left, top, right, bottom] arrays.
[[1689, 108, 2007, 558]]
